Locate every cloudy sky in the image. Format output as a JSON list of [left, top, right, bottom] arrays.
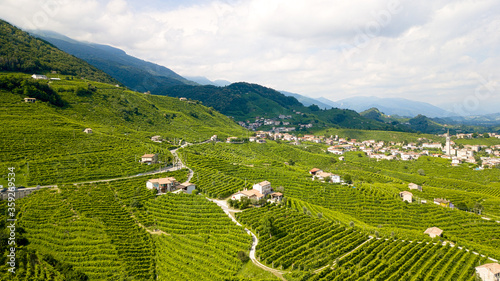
[[1, 0, 499, 115]]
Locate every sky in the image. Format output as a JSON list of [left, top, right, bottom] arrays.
[[1, 0, 499, 115]]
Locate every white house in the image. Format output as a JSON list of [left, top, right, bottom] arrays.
[[408, 183, 422, 191], [151, 135, 162, 142], [146, 177, 177, 193], [314, 172, 341, 183], [179, 182, 196, 194], [253, 181, 272, 195], [24, 97, 36, 103], [424, 227, 443, 238], [83, 128, 93, 134], [476, 263, 500, 281], [399, 191, 413, 203], [31, 74, 47, 80], [231, 189, 264, 201], [141, 154, 158, 164]]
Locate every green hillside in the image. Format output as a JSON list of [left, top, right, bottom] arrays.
[[0, 20, 117, 84], [157, 82, 405, 131], [179, 142, 500, 261], [0, 72, 247, 187]]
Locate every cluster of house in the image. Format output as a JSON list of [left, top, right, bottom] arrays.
[[146, 176, 196, 194], [309, 168, 341, 183], [236, 113, 315, 131], [230, 181, 283, 203], [399, 183, 454, 208]]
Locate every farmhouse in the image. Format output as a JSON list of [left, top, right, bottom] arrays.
[[253, 180, 272, 195], [31, 74, 47, 80], [24, 97, 36, 103], [179, 97, 187, 101], [475, 263, 500, 281], [151, 135, 162, 142], [408, 183, 422, 191], [269, 192, 283, 202], [309, 168, 322, 175], [146, 177, 178, 193], [314, 172, 341, 183], [141, 154, 158, 164], [83, 128, 93, 134], [399, 191, 413, 203], [424, 227, 443, 238], [231, 189, 264, 201]]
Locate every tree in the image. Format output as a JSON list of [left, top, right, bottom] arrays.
[[317, 212, 323, 219], [261, 216, 276, 238], [349, 221, 355, 228], [417, 169, 426, 176], [237, 251, 249, 263], [344, 174, 353, 184]]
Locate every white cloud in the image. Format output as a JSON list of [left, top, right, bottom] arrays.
[[1, 0, 499, 114]]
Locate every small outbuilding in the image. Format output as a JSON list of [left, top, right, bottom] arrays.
[[424, 227, 443, 238], [83, 128, 93, 134], [24, 97, 36, 103]]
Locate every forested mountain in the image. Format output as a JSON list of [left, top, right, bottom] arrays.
[[157, 82, 404, 131], [30, 30, 196, 92], [0, 20, 116, 84]]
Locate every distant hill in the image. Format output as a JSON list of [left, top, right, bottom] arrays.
[[29, 30, 195, 92], [184, 76, 231, 87], [156, 82, 303, 119], [0, 20, 116, 84], [315, 97, 341, 108], [336, 96, 452, 118], [156, 82, 404, 131], [280, 91, 334, 109], [437, 112, 500, 126]]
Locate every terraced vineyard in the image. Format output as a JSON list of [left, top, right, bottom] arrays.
[[0, 73, 247, 187], [235, 206, 488, 281], [145, 193, 268, 280], [179, 143, 500, 260], [295, 239, 487, 281], [236, 206, 369, 271]]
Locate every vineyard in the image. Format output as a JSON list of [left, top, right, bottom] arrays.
[[145, 193, 274, 280], [236, 206, 369, 271], [178, 142, 500, 260], [0, 169, 281, 281], [236, 206, 488, 281], [0, 74, 247, 187]]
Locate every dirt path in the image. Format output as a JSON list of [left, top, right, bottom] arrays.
[[209, 199, 288, 280]]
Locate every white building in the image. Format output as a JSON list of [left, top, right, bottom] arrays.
[[476, 263, 500, 281], [424, 227, 443, 238], [253, 181, 272, 195], [31, 74, 47, 80], [408, 183, 422, 191], [399, 191, 413, 202]]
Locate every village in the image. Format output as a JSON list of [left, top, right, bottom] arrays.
[[223, 130, 500, 169]]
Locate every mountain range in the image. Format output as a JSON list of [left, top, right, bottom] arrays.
[[29, 29, 195, 92]]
